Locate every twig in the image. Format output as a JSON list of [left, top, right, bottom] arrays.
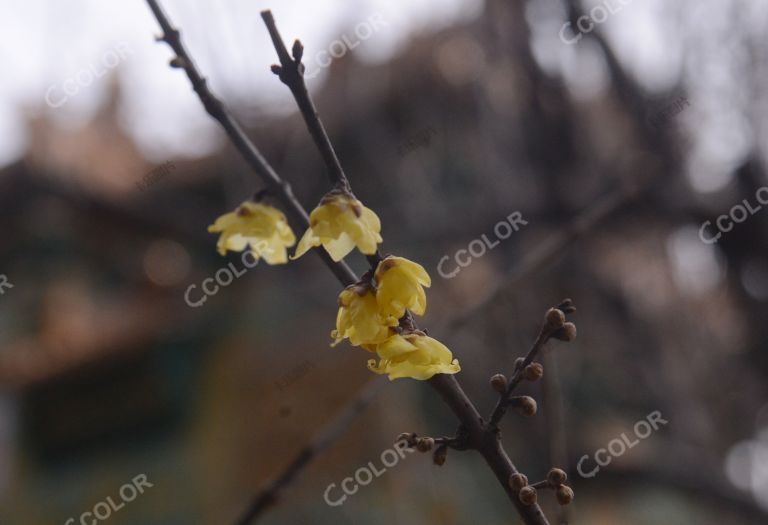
[[233, 378, 388, 525], [489, 301, 574, 427], [260, 10, 350, 191], [490, 329, 551, 426], [144, 0, 357, 287]]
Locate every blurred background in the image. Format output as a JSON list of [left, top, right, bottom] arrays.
[[1, 0, 767, 523]]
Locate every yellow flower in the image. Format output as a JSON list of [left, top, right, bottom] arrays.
[[367, 332, 461, 381], [293, 191, 382, 262], [331, 285, 398, 347], [208, 201, 296, 265], [375, 256, 431, 318]]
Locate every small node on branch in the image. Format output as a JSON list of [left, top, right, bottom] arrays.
[[544, 308, 565, 331], [433, 444, 448, 466], [416, 437, 435, 452], [547, 468, 567, 487], [270, 64, 282, 75], [556, 485, 574, 505], [490, 373, 508, 393], [508, 473, 528, 491], [519, 486, 538, 506], [551, 322, 577, 342], [292, 39, 304, 62], [509, 396, 537, 416], [169, 56, 186, 68], [523, 362, 544, 382], [513, 357, 526, 371]]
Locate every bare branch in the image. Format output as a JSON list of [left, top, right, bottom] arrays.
[[144, 0, 357, 286], [260, 10, 351, 191]]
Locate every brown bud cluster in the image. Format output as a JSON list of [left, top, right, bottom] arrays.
[[513, 396, 537, 416], [490, 373, 508, 393], [556, 485, 574, 505], [519, 486, 538, 506], [508, 473, 528, 491], [416, 437, 435, 453], [545, 308, 566, 331], [523, 362, 544, 381], [547, 468, 567, 487], [552, 322, 577, 342]]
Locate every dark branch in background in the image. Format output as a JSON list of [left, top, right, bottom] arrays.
[[234, 378, 389, 525], [144, 0, 357, 287]]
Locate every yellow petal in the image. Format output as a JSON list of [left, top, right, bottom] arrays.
[[291, 228, 322, 260], [322, 232, 356, 262]]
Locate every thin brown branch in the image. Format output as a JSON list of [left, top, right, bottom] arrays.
[[144, 0, 357, 286], [260, 10, 350, 190], [490, 329, 551, 427], [233, 378, 388, 525]]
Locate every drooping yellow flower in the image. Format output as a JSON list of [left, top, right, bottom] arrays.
[[375, 256, 431, 318], [367, 332, 461, 381], [292, 191, 382, 262], [208, 201, 295, 264], [331, 284, 398, 347]]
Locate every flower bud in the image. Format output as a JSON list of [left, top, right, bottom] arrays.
[[508, 473, 528, 491], [433, 444, 448, 466], [524, 362, 544, 381], [556, 485, 574, 505], [397, 432, 417, 447], [416, 437, 435, 452], [490, 373, 508, 393], [509, 396, 538, 416], [547, 468, 567, 487], [552, 322, 577, 341], [520, 396, 537, 416], [514, 357, 526, 371], [519, 486, 537, 506], [545, 308, 565, 330]]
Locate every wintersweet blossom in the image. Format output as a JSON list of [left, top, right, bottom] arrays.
[[293, 191, 382, 262], [367, 332, 460, 381], [332, 284, 397, 347], [208, 201, 295, 264], [375, 256, 431, 318]]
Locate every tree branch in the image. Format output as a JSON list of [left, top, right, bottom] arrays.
[[144, 0, 357, 286], [260, 10, 350, 190], [145, 3, 553, 524]]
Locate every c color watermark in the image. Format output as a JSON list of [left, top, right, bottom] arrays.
[[437, 212, 527, 279], [0, 274, 12, 295], [577, 411, 667, 478], [323, 440, 414, 506], [184, 241, 270, 308], [64, 474, 152, 525]]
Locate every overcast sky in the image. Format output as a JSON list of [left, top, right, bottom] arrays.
[[0, 0, 766, 197]]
